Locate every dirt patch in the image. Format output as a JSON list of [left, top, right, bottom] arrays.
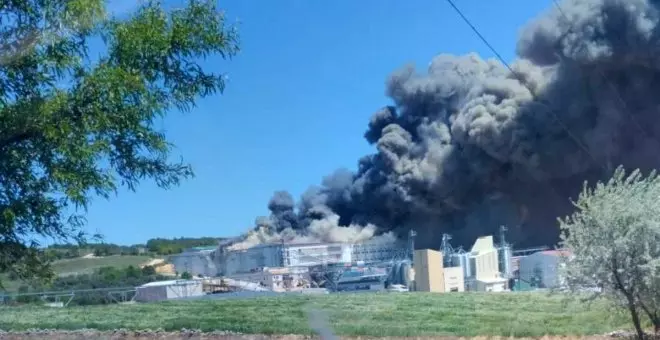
[[0, 330, 627, 340], [139, 259, 165, 268]]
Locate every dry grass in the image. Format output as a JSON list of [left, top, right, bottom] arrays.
[[52, 255, 154, 276]]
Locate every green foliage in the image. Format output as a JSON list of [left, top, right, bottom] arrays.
[[44, 243, 145, 260], [12, 264, 169, 306], [1, 255, 154, 292], [0, 0, 239, 285], [180, 271, 191, 279], [559, 166, 660, 338], [145, 237, 222, 255]]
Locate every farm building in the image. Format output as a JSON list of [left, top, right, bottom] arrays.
[[134, 279, 205, 302]]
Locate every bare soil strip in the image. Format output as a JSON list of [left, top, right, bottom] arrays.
[[0, 330, 623, 340]]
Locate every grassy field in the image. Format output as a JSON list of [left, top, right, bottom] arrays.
[[50, 255, 154, 276], [0, 292, 634, 337]]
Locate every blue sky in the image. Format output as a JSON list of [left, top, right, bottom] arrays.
[[90, 0, 552, 245]]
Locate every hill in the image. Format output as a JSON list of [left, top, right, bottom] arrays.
[[49, 255, 155, 277], [0, 293, 632, 337], [44, 236, 225, 260], [1, 236, 225, 293], [0, 255, 157, 293]]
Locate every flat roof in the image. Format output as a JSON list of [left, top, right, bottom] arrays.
[[140, 279, 201, 287], [541, 249, 572, 257]]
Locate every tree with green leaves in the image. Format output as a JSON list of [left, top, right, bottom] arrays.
[[559, 166, 660, 339], [0, 0, 239, 288]]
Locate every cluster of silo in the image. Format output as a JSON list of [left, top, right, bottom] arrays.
[[443, 231, 513, 279], [387, 260, 412, 287], [449, 250, 474, 279]]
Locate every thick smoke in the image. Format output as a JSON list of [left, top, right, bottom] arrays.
[[233, 0, 660, 250]]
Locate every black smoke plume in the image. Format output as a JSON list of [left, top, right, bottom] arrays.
[[232, 0, 660, 250]]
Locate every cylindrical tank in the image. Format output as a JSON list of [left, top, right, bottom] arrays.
[[451, 252, 472, 278], [388, 262, 400, 285], [400, 262, 411, 287], [498, 245, 513, 277]]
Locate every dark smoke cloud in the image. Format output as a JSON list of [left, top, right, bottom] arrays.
[[267, 191, 299, 231], [233, 0, 660, 250]]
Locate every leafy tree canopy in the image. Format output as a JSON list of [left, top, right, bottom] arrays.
[[559, 166, 660, 339], [0, 0, 239, 287]]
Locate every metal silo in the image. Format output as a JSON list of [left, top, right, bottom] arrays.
[[498, 245, 513, 278], [497, 225, 513, 278], [400, 261, 411, 287], [451, 250, 472, 278]]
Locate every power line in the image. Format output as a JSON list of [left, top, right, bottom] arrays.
[[443, 0, 607, 173]]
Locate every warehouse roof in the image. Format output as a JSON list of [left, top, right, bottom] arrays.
[[541, 249, 572, 257], [140, 279, 201, 287]]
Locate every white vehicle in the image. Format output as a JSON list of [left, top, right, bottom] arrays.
[[387, 284, 409, 292]]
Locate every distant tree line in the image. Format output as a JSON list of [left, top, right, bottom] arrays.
[[10, 265, 169, 306], [145, 237, 223, 255], [43, 244, 146, 261], [42, 237, 224, 260]]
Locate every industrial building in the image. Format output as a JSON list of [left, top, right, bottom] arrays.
[[169, 246, 218, 277], [413, 249, 444, 292], [227, 266, 310, 292], [215, 239, 409, 276], [334, 266, 389, 292], [164, 227, 527, 294], [420, 231, 512, 292], [218, 242, 351, 276], [410, 249, 465, 293], [518, 249, 571, 289], [134, 279, 205, 302]]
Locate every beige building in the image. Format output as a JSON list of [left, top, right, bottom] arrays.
[[470, 236, 500, 281], [462, 235, 509, 292], [413, 249, 445, 292], [476, 277, 508, 292], [443, 267, 464, 292]]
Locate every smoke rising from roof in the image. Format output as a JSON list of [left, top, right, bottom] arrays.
[[232, 0, 660, 250]]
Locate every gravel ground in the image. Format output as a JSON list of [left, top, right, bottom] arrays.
[[0, 330, 635, 340]]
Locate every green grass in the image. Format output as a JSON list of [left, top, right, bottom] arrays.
[[50, 255, 153, 276], [0, 292, 633, 337]]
